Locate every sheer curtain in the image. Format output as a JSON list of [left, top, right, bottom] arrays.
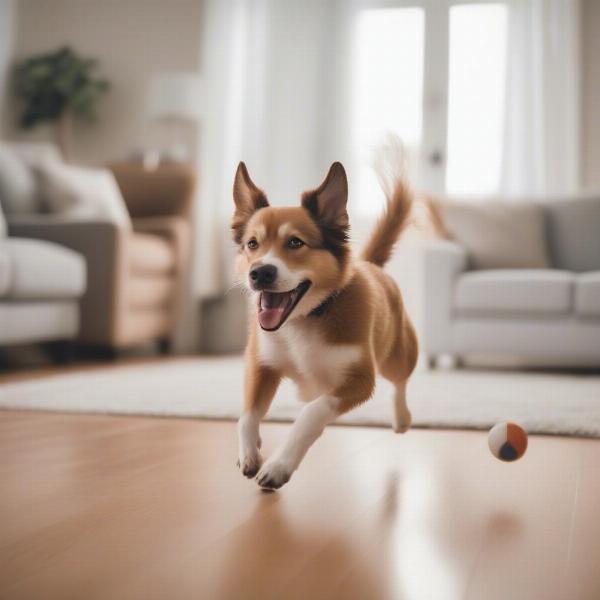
[[195, 0, 347, 300], [501, 0, 580, 197]]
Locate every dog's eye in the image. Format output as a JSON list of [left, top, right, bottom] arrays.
[[288, 237, 304, 249], [247, 239, 259, 250]]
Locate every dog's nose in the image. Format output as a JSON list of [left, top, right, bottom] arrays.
[[249, 264, 278, 288]]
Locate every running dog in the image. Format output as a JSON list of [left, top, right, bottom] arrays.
[[233, 157, 417, 489]]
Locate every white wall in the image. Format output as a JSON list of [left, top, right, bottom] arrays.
[[0, 0, 16, 137], [2, 0, 204, 165]]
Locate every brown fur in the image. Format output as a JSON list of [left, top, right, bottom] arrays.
[[232, 162, 269, 245], [361, 178, 413, 267]]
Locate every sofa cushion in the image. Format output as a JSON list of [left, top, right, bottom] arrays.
[[0, 302, 79, 345], [0, 143, 40, 215], [575, 272, 600, 317], [543, 196, 600, 272], [129, 233, 175, 275], [436, 200, 550, 270], [454, 270, 573, 315], [0, 238, 86, 300]]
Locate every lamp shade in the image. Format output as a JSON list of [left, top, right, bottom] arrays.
[[147, 73, 203, 121]]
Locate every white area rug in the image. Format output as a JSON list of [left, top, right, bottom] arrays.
[[1, 356, 600, 437]]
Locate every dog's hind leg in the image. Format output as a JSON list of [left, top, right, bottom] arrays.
[[380, 316, 418, 434]]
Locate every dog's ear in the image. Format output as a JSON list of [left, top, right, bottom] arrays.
[[232, 162, 269, 244], [301, 162, 349, 231]]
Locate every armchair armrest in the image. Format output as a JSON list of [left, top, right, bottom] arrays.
[[8, 217, 127, 345], [421, 239, 468, 356], [132, 215, 189, 238], [109, 163, 196, 220]]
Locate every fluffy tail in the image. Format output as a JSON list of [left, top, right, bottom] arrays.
[[361, 135, 414, 267]]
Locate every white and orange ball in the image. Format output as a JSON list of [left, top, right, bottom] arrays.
[[488, 422, 528, 462]]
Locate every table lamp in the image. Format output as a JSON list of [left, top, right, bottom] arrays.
[[146, 73, 203, 164]]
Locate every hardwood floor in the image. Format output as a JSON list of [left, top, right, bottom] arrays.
[[0, 409, 599, 600]]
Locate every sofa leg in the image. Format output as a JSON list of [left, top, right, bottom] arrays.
[[157, 338, 173, 355], [454, 355, 465, 369]]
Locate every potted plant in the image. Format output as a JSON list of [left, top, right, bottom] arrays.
[[12, 46, 110, 159]]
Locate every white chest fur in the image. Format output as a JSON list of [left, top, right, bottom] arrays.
[[258, 323, 362, 401]]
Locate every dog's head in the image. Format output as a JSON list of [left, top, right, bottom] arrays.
[[232, 161, 350, 332]]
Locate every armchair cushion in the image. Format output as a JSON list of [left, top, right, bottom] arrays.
[[129, 232, 176, 275], [454, 269, 573, 315], [0, 237, 86, 300]]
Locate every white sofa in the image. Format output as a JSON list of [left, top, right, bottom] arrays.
[[422, 196, 600, 367], [0, 236, 86, 346], [0, 145, 86, 346]]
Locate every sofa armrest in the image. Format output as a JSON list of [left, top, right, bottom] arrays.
[[109, 163, 196, 220], [7, 217, 127, 345], [421, 239, 468, 356], [7, 216, 124, 255]]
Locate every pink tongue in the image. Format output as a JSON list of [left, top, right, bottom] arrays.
[[259, 291, 295, 330], [258, 307, 286, 330]]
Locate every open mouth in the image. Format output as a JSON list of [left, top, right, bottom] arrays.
[[257, 280, 311, 331]]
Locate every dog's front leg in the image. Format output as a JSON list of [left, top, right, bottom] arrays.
[[256, 363, 375, 490], [256, 395, 339, 490], [238, 364, 280, 478]]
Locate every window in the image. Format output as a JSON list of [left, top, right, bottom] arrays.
[[446, 4, 508, 196], [351, 2, 508, 210], [352, 8, 425, 213]]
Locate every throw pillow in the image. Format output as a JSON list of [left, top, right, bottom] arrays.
[[35, 162, 131, 229], [436, 200, 550, 270], [11, 142, 63, 167], [543, 196, 600, 272], [0, 143, 40, 215]]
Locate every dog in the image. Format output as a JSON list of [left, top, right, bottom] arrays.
[[232, 158, 418, 490]]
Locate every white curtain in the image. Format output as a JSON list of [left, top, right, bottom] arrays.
[[501, 0, 580, 197], [195, 0, 346, 299]]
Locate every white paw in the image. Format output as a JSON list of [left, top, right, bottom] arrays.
[[393, 409, 412, 434], [237, 449, 263, 478], [255, 457, 293, 490]]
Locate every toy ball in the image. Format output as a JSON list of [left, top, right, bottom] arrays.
[[488, 422, 528, 462]]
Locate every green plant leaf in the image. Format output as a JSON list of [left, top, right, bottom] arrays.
[[11, 46, 110, 129]]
